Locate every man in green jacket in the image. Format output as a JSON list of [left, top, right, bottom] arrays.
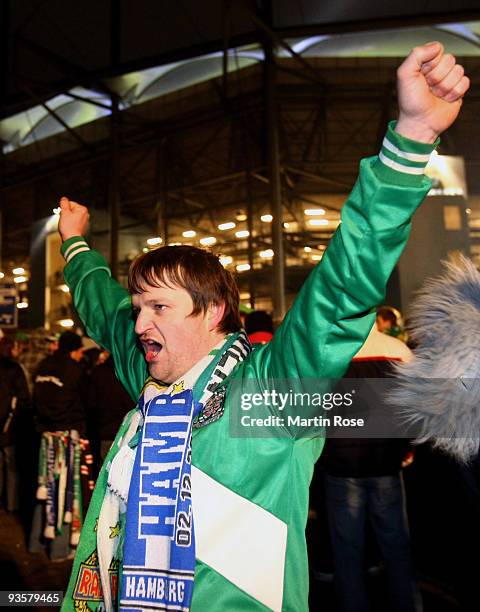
[[58, 43, 468, 612]]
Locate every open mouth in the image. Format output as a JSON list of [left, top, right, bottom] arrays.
[[142, 340, 163, 363]]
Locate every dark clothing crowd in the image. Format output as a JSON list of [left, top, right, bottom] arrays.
[[0, 329, 134, 561]]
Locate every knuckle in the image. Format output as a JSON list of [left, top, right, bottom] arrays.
[[432, 84, 447, 97], [458, 76, 470, 95], [445, 86, 460, 100], [426, 72, 442, 86], [421, 59, 433, 71]]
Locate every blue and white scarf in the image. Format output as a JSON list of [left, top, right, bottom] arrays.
[[121, 387, 198, 611], [96, 331, 250, 611]]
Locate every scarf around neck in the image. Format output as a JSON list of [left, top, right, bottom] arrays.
[[62, 330, 250, 612]]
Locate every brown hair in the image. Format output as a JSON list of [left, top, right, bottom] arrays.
[[128, 245, 242, 334], [0, 336, 16, 359]]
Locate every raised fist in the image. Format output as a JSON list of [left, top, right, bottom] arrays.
[[58, 196, 90, 242], [396, 42, 470, 143]]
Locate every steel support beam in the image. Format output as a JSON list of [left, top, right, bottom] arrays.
[[108, 94, 120, 278], [0, 0, 9, 107], [245, 170, 255, 308], [222, 0, 231, 98], [262, 23, 286, 321], [108, 0, 122, 277], [155, 139, 168, 243], [20, 83, 95, 154], [16, 34, 117, 99], [242, 0, 323, 85], [0, 137, 6, 270]]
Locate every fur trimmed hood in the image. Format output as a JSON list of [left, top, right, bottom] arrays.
[[391, 254, 480, 462]]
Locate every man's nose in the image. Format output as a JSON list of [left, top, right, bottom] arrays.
[[134, 309, 152, 335]]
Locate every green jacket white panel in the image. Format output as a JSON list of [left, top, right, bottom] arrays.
[[61, 126, 435, 611]]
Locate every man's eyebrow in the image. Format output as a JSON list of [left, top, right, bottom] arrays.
[[143, 297, 173, 306]]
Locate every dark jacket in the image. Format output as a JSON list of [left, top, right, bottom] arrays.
[[0, 357, 30, 446], [87, 356, 134, 440], [34, 349, 87, 434], [321, 327, 412, 478]]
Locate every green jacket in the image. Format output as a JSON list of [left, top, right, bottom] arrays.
[[61, 124, 435, 611]]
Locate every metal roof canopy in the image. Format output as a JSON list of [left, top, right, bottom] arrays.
[[2, 0, 480, 120]]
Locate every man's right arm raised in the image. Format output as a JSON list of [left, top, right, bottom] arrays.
[[58, 197, 146, 401]]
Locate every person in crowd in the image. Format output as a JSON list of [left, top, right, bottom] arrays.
[[0, 335, 30, 512], [87, 352, 135, 464], [81, 337, 102, 375], [14, 331, 30, 354], [18, 329, 59, 392], [28, 331, 94, 562], [57, 43, 468, 611], [33, 331, 87, 435], [321, 318, 420, 612], [376, 306, 398, 333], [244, 309, 274, 345]]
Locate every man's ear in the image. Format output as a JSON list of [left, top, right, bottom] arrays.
[[207, 302, 226, 332]]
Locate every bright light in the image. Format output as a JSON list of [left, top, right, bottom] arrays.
[[219, 255, 233, 266], [236, 212, 247, 221], [466, 208, 472, 215], [261, 214, 273, 222], [283, 222, 290, 228], [304, 246, 312, 253], [236, 263, 251, 272], [59, 319, 75, 328], [429, 187, 465, 196], [304, 208, 325, 216], [235, 230, 250, 238], [259, 249, 274, 259], [46, 216, 59, 232], [218, 222, 236, 231], [312, 254, 323, 261], [14, 276, 27, 284], [60, 284, 70, 293], [52, 207, 61, 215], [0, 272, 4, 279], [308, 219, 329, 227], [13, 267, 25, 275], [17, 301, 28, 309], [200, 237, 216, 246], [182, 230, 196, 238], [142, 247, 149, 253], [168, 242, 182, 246], [147, 236, 162, 246]]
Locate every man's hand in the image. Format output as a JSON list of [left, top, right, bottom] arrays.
[[58, 196, 90, 242], [396, 42, 470, 143]]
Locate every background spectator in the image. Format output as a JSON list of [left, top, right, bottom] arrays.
[[87, 352, 135, 466], [244, 310, 274, 345], [28, 331, 93, 561], [321, 321, 421, 612], [0, 335, 30, 513]]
